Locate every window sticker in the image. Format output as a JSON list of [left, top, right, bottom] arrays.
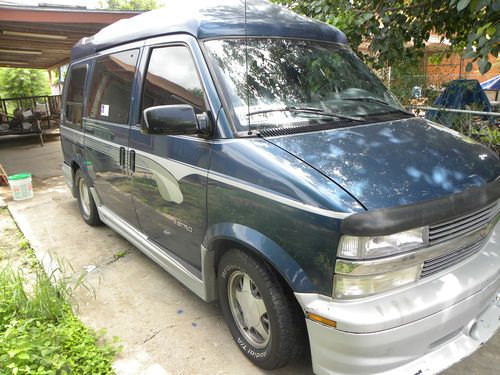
[[100, 104, 109, 117]]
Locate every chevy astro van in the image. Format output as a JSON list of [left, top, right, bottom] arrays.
[[60, 0, 500, 374]]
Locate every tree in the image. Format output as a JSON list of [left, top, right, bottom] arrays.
[[99, 0, 160, 10], [0, 68, 50, 99], [273, 0, 498, 73]]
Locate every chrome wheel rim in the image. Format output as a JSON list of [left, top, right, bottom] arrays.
[[78, 177, 91, 217], [228, 271, 270, 348]]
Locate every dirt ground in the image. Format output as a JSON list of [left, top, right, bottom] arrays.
[[0, 208, 21, 266]]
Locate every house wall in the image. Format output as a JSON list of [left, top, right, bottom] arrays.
[[425, 52, 499, 86]]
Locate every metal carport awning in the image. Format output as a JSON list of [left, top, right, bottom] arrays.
[[0, 4, 141, 70]]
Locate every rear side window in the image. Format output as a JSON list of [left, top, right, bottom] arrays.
[[88, 49, 139, 124], [65, 65, 87, 127], [140, 45, 206, 120]]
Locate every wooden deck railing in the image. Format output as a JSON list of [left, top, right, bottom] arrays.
[[1, 93, 61, 117], [0, 94, 61, 128], [0, 95, 62, 143]]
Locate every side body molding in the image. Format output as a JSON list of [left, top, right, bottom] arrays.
[[202, 223, 315, 293]]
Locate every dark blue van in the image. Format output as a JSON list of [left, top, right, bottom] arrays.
[[60, 1, 500, 373]]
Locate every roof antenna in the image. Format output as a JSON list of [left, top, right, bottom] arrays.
[[244, 0, 252, 135]]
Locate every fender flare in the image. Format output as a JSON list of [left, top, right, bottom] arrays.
[[69, 155, 85, 193], [70, 154, 102, 204], [71, 153, 97, 186], [202, 223, 314, 293]]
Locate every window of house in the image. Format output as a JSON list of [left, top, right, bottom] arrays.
[[140, 46, 206, 124], [65, 65, 87, 127], [88, 49, 139, 124]]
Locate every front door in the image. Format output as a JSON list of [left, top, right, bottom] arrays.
[[83, 49, 140, 228], [129, 44, 212, 271]]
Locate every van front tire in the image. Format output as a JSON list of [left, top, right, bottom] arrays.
[[75, 169, 101, 226], [217, 249, 306, 370]]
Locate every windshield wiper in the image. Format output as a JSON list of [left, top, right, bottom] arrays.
[[342, 98, 414, 116], [247, 106, 364, 122]]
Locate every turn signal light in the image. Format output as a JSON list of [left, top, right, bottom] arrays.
[[306, 312, 337, 328]]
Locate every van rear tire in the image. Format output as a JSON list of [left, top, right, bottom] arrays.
[[75, 169, 101, 226], [217, 249, 306, 370]]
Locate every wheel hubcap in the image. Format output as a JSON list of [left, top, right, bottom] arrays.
[[228, 271, 270, 348], [78, 177, 91, 217]]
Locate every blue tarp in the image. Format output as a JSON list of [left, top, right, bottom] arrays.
[[480, 75, 500, 90], [425, 79, 492, 127]]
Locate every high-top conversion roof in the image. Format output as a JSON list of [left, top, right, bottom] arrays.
[[71, 0, 348, 61]]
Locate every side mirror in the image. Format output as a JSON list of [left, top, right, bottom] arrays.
[[142, 104, 199, 135]]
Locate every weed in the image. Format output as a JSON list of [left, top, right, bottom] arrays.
[[113, 250, 127, 260], [0, 265, 119, 374], [0, 210, 119, 374], [18, 236, 38, 270]]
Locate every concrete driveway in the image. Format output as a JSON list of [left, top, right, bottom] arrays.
[[0, 134, 498, 375]]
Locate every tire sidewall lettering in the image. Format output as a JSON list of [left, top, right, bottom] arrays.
[[223, 263, 270, 361], [221, 264, 239, 279], [237, 336, 268, 359]]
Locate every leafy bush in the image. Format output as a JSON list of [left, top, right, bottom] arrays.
[[0, 68, 50, 99], [99, 0, 159, 10], [0, 265, 119, 374]]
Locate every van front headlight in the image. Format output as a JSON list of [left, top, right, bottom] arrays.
[[334, 227, 429, 299], [333, 264, 423, 299], [337, 227, 428, 259]]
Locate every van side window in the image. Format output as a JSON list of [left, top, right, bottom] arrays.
[[65, 65, 87, 128], [140, 46, 206, 124], [88, 49, 139, 124]]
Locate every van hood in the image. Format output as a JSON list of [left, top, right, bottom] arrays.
[[265, 117, 500, 210]]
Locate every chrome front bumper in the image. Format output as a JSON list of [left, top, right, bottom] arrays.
[[296, 221, 500, 375]]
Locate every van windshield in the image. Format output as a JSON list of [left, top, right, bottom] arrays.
[[205, 38, 406, 132]]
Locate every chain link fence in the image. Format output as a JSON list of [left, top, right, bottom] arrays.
[[411, 106, 499, 154]]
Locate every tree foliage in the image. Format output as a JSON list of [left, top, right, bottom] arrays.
[[99, 0, 160, 10], [273, 0, 499, 73], [0, 68, 50, 99]]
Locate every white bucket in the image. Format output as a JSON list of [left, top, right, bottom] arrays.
[[8, 173, 33, 201]]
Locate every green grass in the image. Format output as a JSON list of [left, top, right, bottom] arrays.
[[0, 265, 119, 375], [0, 209, 120, 374]]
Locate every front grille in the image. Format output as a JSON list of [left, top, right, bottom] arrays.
[[421, 202, 499, 278], [421, 237, 487, 278], [428, 202, 498, 245]]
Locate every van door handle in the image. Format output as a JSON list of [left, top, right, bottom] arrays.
[[129, 150, 136, 172], [119, 147, 125, 167]]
